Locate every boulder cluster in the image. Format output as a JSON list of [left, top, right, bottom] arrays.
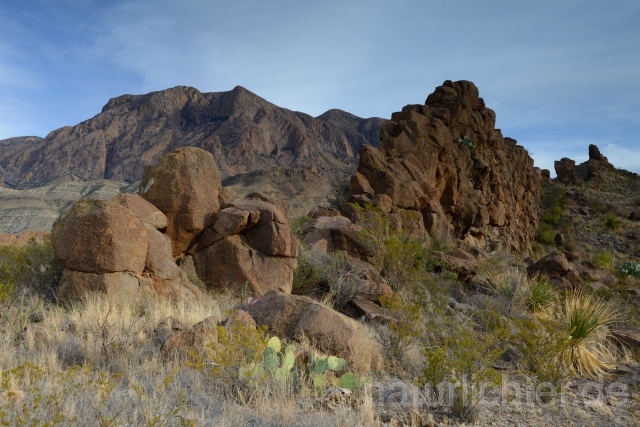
[[52, 147, 297, 304], [51, 147, 373, 362], [349, 80, 541, 253]]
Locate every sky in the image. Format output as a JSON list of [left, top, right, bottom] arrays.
[[1, 0, 639, 174]]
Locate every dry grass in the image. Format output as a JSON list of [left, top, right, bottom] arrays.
[[559, 290, 624, 379], [0, 294, 384, 426]]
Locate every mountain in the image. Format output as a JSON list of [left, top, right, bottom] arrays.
[[0, 86, 384, 189]]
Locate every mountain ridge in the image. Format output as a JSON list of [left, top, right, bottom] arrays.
[[0, 85, 384, 189]]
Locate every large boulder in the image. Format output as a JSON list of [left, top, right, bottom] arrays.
[[247, 291, 367, 364], [349, 80, 540, 253], [52, 199, 148, 274], [52, 197, 203, 304], [57, 270, 143, 305], [191, 198, 297, 296], [139, 147, 222, 256], [144, 224, 203, 302]]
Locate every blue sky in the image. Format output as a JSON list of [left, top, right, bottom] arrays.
[[1, 0, 639, 174]]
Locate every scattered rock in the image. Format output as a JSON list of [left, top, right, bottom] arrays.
[[527, 252, 571, 280], [223, 309, 257, 330], [434, 247, 478, 282], [301, 215, 375, 263], [346, 297, 393, 323], [162, 316, 219, 360]]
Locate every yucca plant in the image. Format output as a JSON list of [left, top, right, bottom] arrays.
[[526, 276, 557, 315], [560, 290, 623, 379], [483, 268, 530, 315]]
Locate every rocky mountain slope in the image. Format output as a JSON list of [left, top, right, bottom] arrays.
[[0, 86, 383, 189]]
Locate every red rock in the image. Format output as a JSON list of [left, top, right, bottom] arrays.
[[193, 234, 295, 296], [52, 199, 148, 275], [112, 193, 167, 229], [527, 252, 571, 280], [350, 80, 541, 253], [162, 316, 219, 360], [247, 291, 367, 364], [140, 147, 221, 256], [57, 270, 142, 305]]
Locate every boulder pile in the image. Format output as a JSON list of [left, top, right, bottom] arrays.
[[51, 147, 297, 304]]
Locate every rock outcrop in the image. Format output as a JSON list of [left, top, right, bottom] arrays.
[[349, 80, 541, 253], [191, 198, 297, 296], [555, 158, 579, 184], [554, 144, 614, 183]]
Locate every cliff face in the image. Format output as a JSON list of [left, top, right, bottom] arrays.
[[0, 86, 384, 188], [351, 80, 541, 253]]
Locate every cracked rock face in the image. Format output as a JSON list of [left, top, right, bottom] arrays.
[[191, 198, 298, 296], [350, 80, 541, 253]]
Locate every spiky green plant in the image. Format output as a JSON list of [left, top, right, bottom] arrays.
[[526, 276, 557, 315], [483, 269, 530, 315], [560, 290, 623, 378]]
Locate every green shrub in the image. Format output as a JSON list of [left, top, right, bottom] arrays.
[[603, 213, 622, 230], [526, 277, 557, 314], [419, 309, 506, 423], [378, 293, 424, 361], [289, 215, 311, 239], [292, 249, 327, 294], [536, 223, 557, 246], [592, 251, 615, 270], [458, 136, 476, 149], [559, 290, 623, 378], [483, 269, 530, 315], [511, 316, 568, 400], [0, 236, 62, 299]]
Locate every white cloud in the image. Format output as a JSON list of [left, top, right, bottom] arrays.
[[601, 144, 640, 173]]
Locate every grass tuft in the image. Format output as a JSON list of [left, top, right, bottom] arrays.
[[560, 290, 623, 378]]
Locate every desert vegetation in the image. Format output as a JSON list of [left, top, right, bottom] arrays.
[[1, 204, 638, 426]]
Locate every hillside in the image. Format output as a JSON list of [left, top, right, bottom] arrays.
[[0, 86, 384, 189]]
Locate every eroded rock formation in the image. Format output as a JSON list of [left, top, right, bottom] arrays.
[[349, 80, 541, 253], [190, 198, 298, 296], [52, 195, 203, 304]]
